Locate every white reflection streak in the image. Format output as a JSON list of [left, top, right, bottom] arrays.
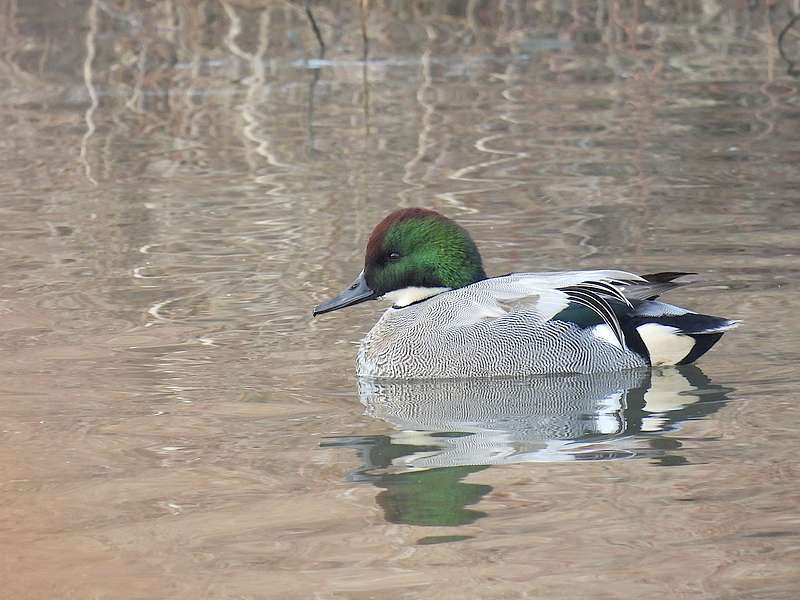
[[438, 134, 526, 207], [124, 40, 148, 113], [221, 2, 292, 179], [147, 297, 178, 322], [400, 24, 436, 207], [180, 5, 205, 153], [80, 0, 99, 186]]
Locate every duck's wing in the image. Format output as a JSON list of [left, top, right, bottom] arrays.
[[460, 271, 735, 362], [504, 270, 694, 300], [463, 271, 646, 349], [462, 271, 691, 349], [622, 271, 696, 301]]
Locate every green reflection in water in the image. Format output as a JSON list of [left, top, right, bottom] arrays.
[[322, 435, 492, 527], [375, 465, 490, 526]]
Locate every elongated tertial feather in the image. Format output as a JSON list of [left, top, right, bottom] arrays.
[[559, 286, 627, 350]]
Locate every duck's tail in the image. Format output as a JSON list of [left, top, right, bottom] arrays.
[[628, 301, 740, 366]]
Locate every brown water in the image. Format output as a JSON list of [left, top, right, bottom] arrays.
[[2, 2, 800, 598]]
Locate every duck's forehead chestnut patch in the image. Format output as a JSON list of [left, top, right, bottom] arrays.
[[365, 207, 446, 262]]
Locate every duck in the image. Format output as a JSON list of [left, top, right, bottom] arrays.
[[313, 208, 738, 379]]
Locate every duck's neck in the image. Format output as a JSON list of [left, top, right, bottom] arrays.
[[383, 286, 451, 308]]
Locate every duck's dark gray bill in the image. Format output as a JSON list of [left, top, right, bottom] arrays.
[[313, 271, 376, 316]]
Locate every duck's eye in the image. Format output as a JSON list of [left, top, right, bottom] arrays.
[[388, 252, 401, 262]]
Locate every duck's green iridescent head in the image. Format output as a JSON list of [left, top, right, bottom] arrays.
[[313, 208, 487, 316]]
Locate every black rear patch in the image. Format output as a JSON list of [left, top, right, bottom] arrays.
[[677, 333, 723, 365]]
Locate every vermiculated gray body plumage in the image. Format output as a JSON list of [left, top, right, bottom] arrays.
[[356, 270, 737, 379]]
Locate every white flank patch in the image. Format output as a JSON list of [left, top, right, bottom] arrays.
[[592, 324, 622, 350], [637, 323, 694, 366], [384, 286, 451, 308]]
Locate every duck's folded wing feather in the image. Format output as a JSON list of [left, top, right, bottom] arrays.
[[492, 270, 695, 303], [454, 271, 644, 349], [619, 272, 695, 301], [498, 270, 647, 289]]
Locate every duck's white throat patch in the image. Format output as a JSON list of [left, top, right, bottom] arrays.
[[383, 286, 451, 308]]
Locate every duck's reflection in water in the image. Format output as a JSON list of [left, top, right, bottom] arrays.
[[323, 366, 732, 527]]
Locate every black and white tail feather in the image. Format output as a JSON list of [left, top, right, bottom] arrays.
[[556, 272, 739, 367]]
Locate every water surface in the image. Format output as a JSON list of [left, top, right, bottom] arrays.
[[1, 2, 799, 598]]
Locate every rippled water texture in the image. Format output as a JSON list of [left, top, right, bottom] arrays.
[[2, 2, 799, 598]]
